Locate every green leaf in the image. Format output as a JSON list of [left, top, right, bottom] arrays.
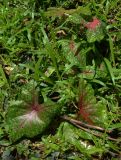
[[104, 58, 115, 85], [7, 101, 60, 142], [76, 6, 91, 15], [57, 122, 87, 153], [95, 100, 109, 127], [67, 14, 84, 24], [77, 129, 93, 140], [87, 147, 103, 155], [77, 80, 108, 127], [108, 34, 115, 66], [44, 6, 91, 17], [57, 40, 80, 67], [6, 81, 61, 142], [77, 80, 97, 124], [91, 79, 106, 87], [86, 26, 105, 43]]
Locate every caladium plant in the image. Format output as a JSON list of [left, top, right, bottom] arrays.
[[77, 80, 109, 127], [5, 81, 61, 142], [85, 17, 106, 43]]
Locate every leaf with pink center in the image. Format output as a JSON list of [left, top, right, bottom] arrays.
[[6, 81, 61, 142], [77, 80, 109, 127], [85, 17, 106, 43]]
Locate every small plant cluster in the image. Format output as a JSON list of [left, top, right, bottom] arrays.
[[0, 0, 121, 159]]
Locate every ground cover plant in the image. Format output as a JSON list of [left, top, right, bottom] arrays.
[[0, 0, 121, 159]]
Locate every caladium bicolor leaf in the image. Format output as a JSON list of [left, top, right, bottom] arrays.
[[6, 82, 61, 142], [57, 40, 82, 67], [77, 80, 108, 127], [86, 26, 104, 43], [77, 81, 96, 124], [85, 18, 105, 43]]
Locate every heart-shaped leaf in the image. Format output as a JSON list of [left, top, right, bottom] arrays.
[[85, 18, 105, 43], [6, 82, 61, 142]]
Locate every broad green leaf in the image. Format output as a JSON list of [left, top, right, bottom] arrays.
[[57, 122, 103, 155], [44, 6, 91, 17], [6, 81, 61, 142], [77, 80, 108, 127], [57, 122, 87, 153], [77, 80, 97, 124], [7, 101, 60, 142], [44, 7, 66, 17], [67, 14, 84, 24], [77, 129, 93, 140], [95, 100, 109, 127], [57, 40, 81, 67], [76, 6, 91, 15], [86, 26, 104, 43]]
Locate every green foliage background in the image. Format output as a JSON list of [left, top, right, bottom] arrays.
[[0, 0, 121, 159]]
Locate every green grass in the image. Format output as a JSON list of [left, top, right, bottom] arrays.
[[0, 0, 121, 159]]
